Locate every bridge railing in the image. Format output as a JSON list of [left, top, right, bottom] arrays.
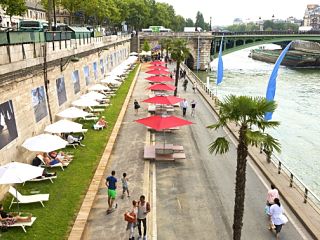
[[180, 62, 320, 212]]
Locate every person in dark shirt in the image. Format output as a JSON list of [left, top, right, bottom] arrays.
[[106, 170, 117, 213]]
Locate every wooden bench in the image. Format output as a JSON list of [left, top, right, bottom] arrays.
[[172, 145, 184, 152], [173, 152, 186, 159], [155, 153, 174, 161]]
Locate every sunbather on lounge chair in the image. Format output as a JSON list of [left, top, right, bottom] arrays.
[[66, 133, 85, 146], [44, 153, 68, 166], [0, 204, 24, 227], [93, 116, 107, 130]]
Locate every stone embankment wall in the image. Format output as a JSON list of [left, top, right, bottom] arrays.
[[0, 37, 131, 189]]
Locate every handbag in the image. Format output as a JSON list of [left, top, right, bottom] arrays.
[[124, 212, 136, 223], [280, 214, 288, 224]]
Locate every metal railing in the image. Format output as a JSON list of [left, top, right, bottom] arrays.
[[180, 63, 320, 212]]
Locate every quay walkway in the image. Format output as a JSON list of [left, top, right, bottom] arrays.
[[69, 62, 318, 240]]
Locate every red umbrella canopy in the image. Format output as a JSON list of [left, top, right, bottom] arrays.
[[146, 69, 170, 75], [135, 115, 193, 131], [147, 65, 168, 70], [149, 61, 165, 66], [145, 75, 173, 82], [143, 95, 183, 105], [147, 83, 176, 91]]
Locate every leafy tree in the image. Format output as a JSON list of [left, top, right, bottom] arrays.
[[208, 95, 281, 240], [159, 38, 172, 59], [172, 15, 186, 32], [195, 11, 205, 30], [170, 39, 190, 96], [142, 40, 151, 52], [125, 0, 151, 30], [185, 18, 194, 27], [0, 0, 27, 24]]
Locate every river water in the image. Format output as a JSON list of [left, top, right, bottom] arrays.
[[195, 44, 320, 198]]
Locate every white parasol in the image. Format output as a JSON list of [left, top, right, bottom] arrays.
[[44, 119, 83, 134], [72, 98, 100, 107], [81, 91, 106, 101], [22, 133, 68, 152], [56, 107, 90, 119], [88, 84, 111, 91]]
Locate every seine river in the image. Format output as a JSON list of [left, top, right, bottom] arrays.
[[196, 44, 320, 198]]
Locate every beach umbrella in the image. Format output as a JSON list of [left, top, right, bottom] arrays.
[[147, 65, 168, 70], [143, 96, 183, 105], [44, 119, 83, 134], [72, 98, 100, 107], [149, 61, 165, 66], [145, 75, 173, 82], [89, 84, 111, 91], [146, 69, 170, 75], [135, 115, 192, 131], [129, 52, 138, 56], [0, 162, 44, 212], [81, 91, 106, 101], [101, 78, 122, 85], [135, 115, 193, 150], [22, 134, 68, 152], [147, 83, 176, 91], [56, 107, 90, 119]]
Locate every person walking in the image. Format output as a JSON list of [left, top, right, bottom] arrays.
[[183, 79, 188, 91], [180, 99, 188, 117], [134, 99, 140, 115], [266, 184, 279, 229], [137, 195, 150, 240], [106, 170, 117, 214], [126, 200, 138, 240], [269, 198, 288, 239], [191, 100, 196, 117], [121, 172, 130, 199], [192, 82, 197, 93]]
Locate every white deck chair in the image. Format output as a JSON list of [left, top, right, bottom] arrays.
[[8, 186, 50, 209], [38, 156, 69, 171], [2, 217, 37, 233]]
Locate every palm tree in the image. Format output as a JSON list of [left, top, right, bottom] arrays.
[[159, 38, 172, 60], [170, 39, 190, 96], [208, 95, 281, 240]]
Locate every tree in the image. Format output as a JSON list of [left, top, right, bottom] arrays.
[[159, 38, 172, 59], [172, 15, 186, 32], [142, 40, 151, 52], [195, 11, 205, 30], [0, 0, 27, 25], [185, 18, 194, 27], [208, 95, 281, 240], [170, 39, 190, 96]]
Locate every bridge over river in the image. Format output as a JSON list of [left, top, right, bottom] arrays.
[[137, 31, 320, 70]]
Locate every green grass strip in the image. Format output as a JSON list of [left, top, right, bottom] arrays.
[[1, 64, 139, 240]]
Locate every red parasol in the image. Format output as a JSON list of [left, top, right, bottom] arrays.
[[146, 69, 170, 75], [147, 83, 176, 91], [147, 65, 168, 70], [135, 115, 193, 131], [143, 95, 183, 105], [145, 75, 173, 82], [149, 61, 165, 66]]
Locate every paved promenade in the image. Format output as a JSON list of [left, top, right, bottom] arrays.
[[70, 62, 317, 240]]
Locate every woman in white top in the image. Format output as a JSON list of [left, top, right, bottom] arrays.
[[269, 198, 285, 240]]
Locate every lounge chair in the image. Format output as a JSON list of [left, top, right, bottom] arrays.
[[8, 186, 49, 209], [38, 155, 69, 171], [23, 175, 57, 185], [1, 217, 37, 233]]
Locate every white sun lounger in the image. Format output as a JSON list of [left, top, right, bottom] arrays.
[[23, 175, 57, 185], [8, 186, 50, 209], [3, 217, 37, 233]]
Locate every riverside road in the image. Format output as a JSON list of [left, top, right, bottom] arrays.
[[82, 63, 313, 240]]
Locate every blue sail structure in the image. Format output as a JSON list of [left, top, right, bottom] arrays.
[[216, 37, 224, 85], [264, 41, 292, 120]]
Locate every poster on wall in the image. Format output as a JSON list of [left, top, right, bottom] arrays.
[[72, 70, 80, 94], [83, 66, 90, 85], [106, 56, 109, 71], [110, 55, 113, 67], [93, 62, 98, 80], [56, 77, 67, 106], [0, 100, 18, 149], [100, 59, 105, 76], [114, 53, 117, 65], [32, 86, 48, 122]]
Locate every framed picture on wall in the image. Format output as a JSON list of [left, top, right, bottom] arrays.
[[0, 100, 18, 149], [93, 62, 98, 80], [100, 59, 105, 76], [72, 70, 80, 94], [83, 65, 90, 86], [56, 76, 67, 106], [31, 86, 48, 122]]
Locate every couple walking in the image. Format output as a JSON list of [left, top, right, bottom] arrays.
[[180, 99, 196, 117]]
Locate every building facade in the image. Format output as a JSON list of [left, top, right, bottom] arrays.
[[303, 4, 320, 29]]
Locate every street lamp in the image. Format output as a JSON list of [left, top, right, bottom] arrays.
[[210, 17, 212, 31]]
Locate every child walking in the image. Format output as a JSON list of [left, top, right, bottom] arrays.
[[121, 172, 130, 199]]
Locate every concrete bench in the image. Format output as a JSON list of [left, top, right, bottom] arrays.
[[173, 152, 186, 159], [144, 146, 155, 160]]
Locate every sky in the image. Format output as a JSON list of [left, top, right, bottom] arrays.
[[158, 0, 316, 25]]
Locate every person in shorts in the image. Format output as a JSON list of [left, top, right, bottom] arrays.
[[106, 170, 117, 212], [121, 172, 130, 198]]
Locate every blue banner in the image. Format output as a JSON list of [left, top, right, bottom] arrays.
[[265, 42, 292, 120], [216, 38, 224, 85]]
